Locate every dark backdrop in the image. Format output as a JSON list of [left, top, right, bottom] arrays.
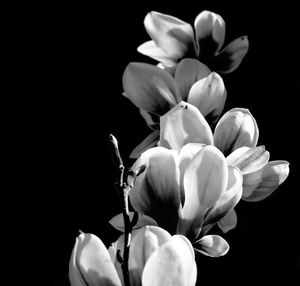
[[22, 1, 299, 285]]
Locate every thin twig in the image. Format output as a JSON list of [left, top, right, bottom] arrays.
[[109, 134, 132, 286]]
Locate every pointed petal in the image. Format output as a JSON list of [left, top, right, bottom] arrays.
[[214, 36, 249, 73], [226, 145, 270, 174], [178, 145, 228, 239], [142, 11, 195, 63], [109, 212, 158, 232], [142, 235, 197, 286], [159, 102, 213, 151], [178, 143, 206, 205], [137, 40, 178, 66], [194, 10, 225, 55], [204, 166, 242, 225], [69, 233, 122, 286], [214, 108, 259, 156], [187, 72, 226, 124], [195, 235, 229, 257], [130, 130, 160, 159], [129, 147, 181, 233], [174, 58, 211, 101], [242, 160, 290, 202], [217, 209, 238, 233], [122, 62, 179, 115]]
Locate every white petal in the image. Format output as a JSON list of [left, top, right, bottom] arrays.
[[69, 233, 122, 286], [217, 209, 238, 233], [214, 108, 259, 156], [214, 36, 249, 73], [143, 11, 195, 62], [226, 145, 270, 174], [174, 58, 211, 101], [194, 10, 225, 55], [142, 235, 197, 286], [130, 130, 159, 159], [194, 235, 229, 257], [242, 160, 290, 202], [122, 62, 179, 115], [129, 147, 181, 233], [159, 102, 213, 151], [137, 40, 178, 66], [178, 145, 228, 239], [187, 72, 226, 123], [204, 166, 242, 225]]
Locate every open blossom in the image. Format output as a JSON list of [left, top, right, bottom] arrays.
[[138, 10, 249, 73], [69, 226, 197, 286], [157, 102, 289, 231], [122, 58, 226, 157], [127, 143, 240, 256]]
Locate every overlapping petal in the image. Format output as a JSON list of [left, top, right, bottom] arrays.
[[214, 108, 259, 156], [159, 102, 213, 151], [217, 209, 238, 233], [194, 234, 229, 257]]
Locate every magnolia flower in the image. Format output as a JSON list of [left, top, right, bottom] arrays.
[[158, 102, 290, 231], [69, 226, 197, 286], [138, 10, 249, 73], [128, 143, 240, 256], [122, 58, 226, 157]]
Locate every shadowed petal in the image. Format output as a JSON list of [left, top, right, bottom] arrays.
[[109, 212, 158, 232], [217, 209, 238, 233], [214, 36, 249, 73], [194, 10, 225, 55], [214, 108, 259, 156], [187, 72, 226, 123], [178, 145, 228, 239], [174, 58, 211, 101], [123, 62, 179, 115], [204, 166, 242, 225], [129, 147, 181, 233], [226, 146, 270, 174], [194, 235, 229, 257], [69, 233, 122, 286], [139, 109, 159, 130], [130, 130, 160, 159], [159, 102, 213, 151], [242, 160, 290, 201], [142, 235, 197, 286], [142, 11, 195, 64]]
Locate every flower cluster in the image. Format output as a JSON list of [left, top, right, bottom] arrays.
[[69, 10, 289, 286]]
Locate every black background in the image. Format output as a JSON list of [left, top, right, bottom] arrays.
[[19, 1, 299, 285]]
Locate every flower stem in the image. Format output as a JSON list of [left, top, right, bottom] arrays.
[[109, 134, 132, 286]]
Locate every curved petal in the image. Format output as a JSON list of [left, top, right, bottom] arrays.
[[138, 40, 178, 66], [109, 212, 158, 232], [159, 102, 213, 151], [178, 145, 228, 239], [194, 234, 229, 257], [69, 233, 122, 286], [139, 109, 160, 130], [242, 160, 290, 202], [122, 62, 179, 115], [142, 235, 197, 286], [194, 10, 226, 55], [226, 146, 270, 174], [217, 209, 238, 233], [214, 108, 259, 156], [204, 166, 242, 225], [174, 58, 211, 101], [214, 36, 249, 73], [178, 143, 206, 205], [130, 130, 160, 159], [129, 147, 181, 233], [142, 11, 195, 63], [187, 72, 226, 124]]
